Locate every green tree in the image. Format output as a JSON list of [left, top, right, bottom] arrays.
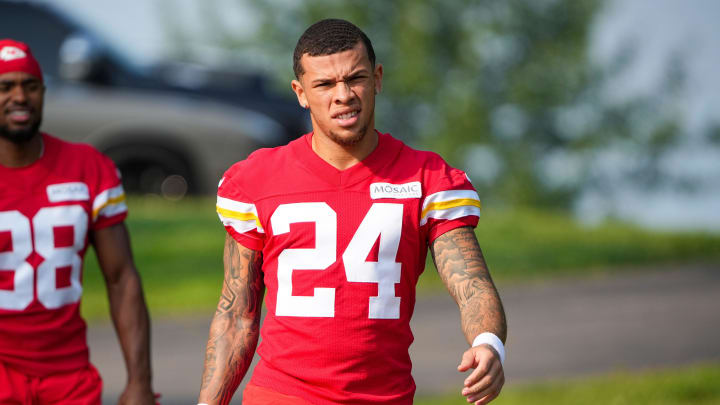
[[163, 0, 683, 209]]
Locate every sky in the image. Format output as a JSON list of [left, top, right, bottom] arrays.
[[45, 0, 258, 66]]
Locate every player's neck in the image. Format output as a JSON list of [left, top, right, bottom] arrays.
[[311, 128, 378, 171], [0, 133, 43, 168]]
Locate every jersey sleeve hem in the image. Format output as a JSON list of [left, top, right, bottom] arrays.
[[427, 216, 479, 244], [225, 226, 264, 251], [91, 211, 127, 231]]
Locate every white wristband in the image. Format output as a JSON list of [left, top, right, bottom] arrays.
[[472, 332, 506, 365]]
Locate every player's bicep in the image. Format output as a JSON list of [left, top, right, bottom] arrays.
[[218, 234, 264, 319], [91, 222, 136, 284]]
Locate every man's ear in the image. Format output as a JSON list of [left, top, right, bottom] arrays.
[[373, 63, 383, 95], [291, 79, 308, 109]]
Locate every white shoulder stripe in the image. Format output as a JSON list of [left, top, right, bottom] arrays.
[[420, 189, 481, 226], [422, 189, 480, 210], [92, 184, 124, 211], [92, 184, 127, 221], [217, 196, 258, 214], [216, 196, 263, 233], [218, 214, 265, 234], [98, 202, 128, 219]]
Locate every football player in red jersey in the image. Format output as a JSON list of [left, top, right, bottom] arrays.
[[199, 19, 506, 405], [0, 39, 156, 404]]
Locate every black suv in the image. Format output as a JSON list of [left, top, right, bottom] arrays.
[[1, 0, 308, 196]]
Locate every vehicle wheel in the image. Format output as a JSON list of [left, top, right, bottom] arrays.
[[104, 144, 195, 199]]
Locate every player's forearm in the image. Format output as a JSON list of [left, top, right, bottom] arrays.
[[431, 226, 507, 343], [92, 224, 153, 388], [457, 282, 506, 344], [198, 304, 261, 404], [199, 236, 264, 405], [106, 267, 153, 386]]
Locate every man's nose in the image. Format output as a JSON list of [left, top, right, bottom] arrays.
[[333, 81, 354, 103], [9, 85, 29, 104]]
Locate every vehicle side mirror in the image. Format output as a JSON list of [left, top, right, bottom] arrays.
[[58, 34, 104, 82]]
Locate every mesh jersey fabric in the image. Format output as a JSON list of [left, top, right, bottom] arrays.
[[216, 131, 480, 404], [0, 133, 127, 376]]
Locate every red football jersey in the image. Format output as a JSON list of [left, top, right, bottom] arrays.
[[0, 133, 127, 375], [217, 132, 480, 404]]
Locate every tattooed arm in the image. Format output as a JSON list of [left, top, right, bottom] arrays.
[[430, 226, 507, 405], [198, 234, 265, 405]]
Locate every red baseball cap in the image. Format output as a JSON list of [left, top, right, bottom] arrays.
[[0, 39, 43, 81]]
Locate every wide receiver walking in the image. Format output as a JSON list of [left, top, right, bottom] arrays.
[[0, 39, 155, 404], [199, 19, 506, 405]]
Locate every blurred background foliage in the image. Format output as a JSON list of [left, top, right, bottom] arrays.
[[160, 0, 694, 211]]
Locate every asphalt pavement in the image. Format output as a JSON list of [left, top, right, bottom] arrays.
[[88, 263, 720, 404]]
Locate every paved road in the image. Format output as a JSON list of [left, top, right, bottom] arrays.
[[88, 264, 720, 404]]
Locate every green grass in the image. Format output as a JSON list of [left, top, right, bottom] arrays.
[[415, 363, 720, 405], [81, 197, 720, 320], [82, 197, 225, 320], [418, 206, 720, 292]]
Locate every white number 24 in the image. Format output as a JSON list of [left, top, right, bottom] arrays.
[[272, 202, 403, 319], [0, 206, 85, 311]]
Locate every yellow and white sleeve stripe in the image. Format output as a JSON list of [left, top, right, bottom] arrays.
[[216, 196, 264, 234], [420, 189, 481, 226], [92, 184, 127, 222]]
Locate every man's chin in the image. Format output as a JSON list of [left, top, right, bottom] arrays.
[[0, 123, 41, 144], [328, 126, 367, 147]]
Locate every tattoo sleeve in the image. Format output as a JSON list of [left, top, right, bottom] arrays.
[[430, 226, 507, 344], [198, 234, 265, 405]]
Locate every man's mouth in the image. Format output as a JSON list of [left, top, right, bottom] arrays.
[[336, 111, 358, 120], [333, 109, 360, 127], [6, 109, 32, 124]]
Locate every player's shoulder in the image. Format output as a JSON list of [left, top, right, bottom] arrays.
[[45, 133, 108, 163], [406, 145, 448, 166], [239, 143, 290, 169], [220, 136, 301, 190], [41, 134, 122, 199], [383, 134, 473, 193], [389, 135, 456, 172], [225, 144, 288, 177]]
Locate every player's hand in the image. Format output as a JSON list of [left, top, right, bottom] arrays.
[[457, 344, 504, 404], [118, 380, 158, 405]]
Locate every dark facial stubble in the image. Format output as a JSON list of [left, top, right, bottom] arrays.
[[0, 118, 42, 144]]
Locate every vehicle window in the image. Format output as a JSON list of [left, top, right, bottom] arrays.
[[1, 3, 74, 80]]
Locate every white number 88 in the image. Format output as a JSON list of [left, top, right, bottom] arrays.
[[0, 206, 86, 311]]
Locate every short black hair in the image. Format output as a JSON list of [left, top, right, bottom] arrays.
[[293, 18, 376, 79]]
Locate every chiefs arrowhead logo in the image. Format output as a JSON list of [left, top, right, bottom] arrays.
[[0, 46, 27, 62]]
